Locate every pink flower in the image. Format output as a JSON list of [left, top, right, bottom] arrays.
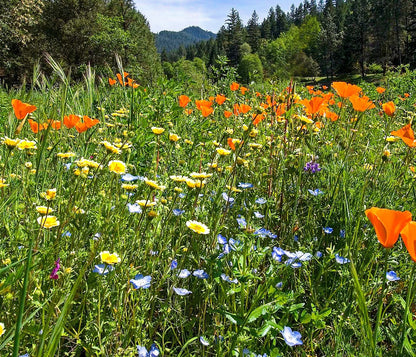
[[50, 258, 60, 280]]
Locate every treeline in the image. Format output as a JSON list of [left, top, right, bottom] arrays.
[[0, 0, 162, 85], [163, 0, 416, 82]]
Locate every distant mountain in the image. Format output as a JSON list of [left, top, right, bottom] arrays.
[[155, 26, 216, 53]]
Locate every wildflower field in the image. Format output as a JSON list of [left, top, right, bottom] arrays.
[[1, 62, 416, 357]]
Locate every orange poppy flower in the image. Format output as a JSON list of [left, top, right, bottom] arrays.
[[239, 104, 251, 114], [365, 207, 412, 248], [390, 124, 416, 147], [28, 119, 45, 134], [230, 82, 239, 91], [255, 92, 262, 97], [253, 113, 266, 126], [116, 73, 125, 86], [382, 101, 396, 116], [224, 110, 232, 118], [300, 97, 326, 115], [233, 103, 241, 115], [275, 104, 286, 117], [185, 109, 193, 115], [227, 138, 236, 151], [63, 114, 80, 129], [376, 87, 386, 94], [195, 100, 212, 110], [322, 85, 328, 90], [48, 119, 61, 130], [404, 93, 410, 98], [349, 95, 375, 112], [200, 105, 213, 117], [127, 78, 139, 88], [83, 115, 99, 129], [215, 94, 227, 105], [266, 95, 276, 107], [400, 221, 416, 262], [12, 99, 37, 120], [332, 82, 362, 98], [75, 121, 88, 133], [109, 78, 116, 86], [240, 86, 248, 95], [324, 110, 339, 122], [179, 95, 190, 108], [123, 71, 129, 78]]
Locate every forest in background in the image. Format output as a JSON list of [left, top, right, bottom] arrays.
[[1, 0, 416, 86]]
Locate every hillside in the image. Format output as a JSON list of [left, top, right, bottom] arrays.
[[155, 26, 216, 53]]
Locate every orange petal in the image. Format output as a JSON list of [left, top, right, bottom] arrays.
[[400, 221, 416, 262], [365, 207, 412, 248], [12, 99, 37, 120]]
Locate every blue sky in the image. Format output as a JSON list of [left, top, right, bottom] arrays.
[[134, 1, 303, 33]]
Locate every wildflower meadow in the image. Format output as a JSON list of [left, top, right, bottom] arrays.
[[1, 59, 416, 356]]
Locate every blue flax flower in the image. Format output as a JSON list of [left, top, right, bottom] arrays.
[[137, 343, 160, 357], [221, 273, 238, 284], [199, 336, 210, 346], [281, 326, 303, 346], [308, 189, 324, 196], [93, 264, 114, 275], [178, 269, 191, 278], [238, 182, 253, 189], [386, 271, 400, 281], [193, 269, 209, 279], [130, 274, 152, 289], [335, 254, 350, 264], [173, 287, 192, 295], [255, 197, 267, 204], [172, 208, 185, 216]]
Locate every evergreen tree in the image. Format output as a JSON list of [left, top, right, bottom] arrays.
[[247, 11, 261, 52], [223, 8, 245, 66]]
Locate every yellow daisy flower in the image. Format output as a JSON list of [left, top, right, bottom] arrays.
[[100, 251, 121, 265], [37, 215, 60, 228], [186, 220, 210, 234], [108, 160, 127, 174]]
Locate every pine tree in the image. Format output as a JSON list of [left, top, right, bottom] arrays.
[[247, 11, 261, 52], [224, 8, 245, 67]]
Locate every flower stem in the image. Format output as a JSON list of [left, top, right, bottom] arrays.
[[372, 248, 390, 355], [400, 262, 416, 354]]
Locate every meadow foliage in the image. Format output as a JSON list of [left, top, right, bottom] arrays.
[[1, 63, 416, 356]]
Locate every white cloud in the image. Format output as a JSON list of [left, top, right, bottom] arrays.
[[134, 1, 302, 33]]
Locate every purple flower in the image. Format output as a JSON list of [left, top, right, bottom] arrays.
[[50, 258, 60, 280], [281, 326, 303, 346], [304, 160, 321, 173]]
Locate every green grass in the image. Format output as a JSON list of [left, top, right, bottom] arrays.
[[0, 63, 416, 356]]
